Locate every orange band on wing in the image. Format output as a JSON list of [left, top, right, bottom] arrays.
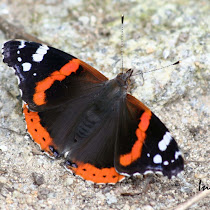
[[119, 110, 152, 167], [33, 59, 80, 106], [67, 162, 124, 184], [23, 104, 56, 156]]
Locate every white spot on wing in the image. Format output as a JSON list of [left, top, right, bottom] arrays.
[[158, 140, 167, 152], [22, 62, 32, 71], [33, 73, 37, 76], [155, 171, 163, 175], [163, 161, 169, 165], [41, 44, 49, 50], [153, 154, 162, 164], [117, 172, 130, 177], [133, 172, 141, 176], [19, 41, 25, 49], [36, 46, 49, 54], [158, 131, 172, 151], [175, 151, 182, 160], [164, 132, 172, 144], [32, 54, 44, 62], [32, 44, 49, 62], [17, 50, 20, 54], [17, 57, 22, 62], [143, 170, 153, 175]]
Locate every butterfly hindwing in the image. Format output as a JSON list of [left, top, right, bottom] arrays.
[[115, 94, 184, 178]]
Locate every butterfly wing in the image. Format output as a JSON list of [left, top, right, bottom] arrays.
[[2, 40, 108, 111], [114, 94, 184, 178]]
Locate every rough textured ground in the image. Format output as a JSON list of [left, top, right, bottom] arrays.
[[0, 0, 209, 209]]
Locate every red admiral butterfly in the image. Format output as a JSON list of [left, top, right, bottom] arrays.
[[2, 40, 184, 184]]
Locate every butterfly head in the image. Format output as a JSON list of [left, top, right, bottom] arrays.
[[116, 69, 133, 88]]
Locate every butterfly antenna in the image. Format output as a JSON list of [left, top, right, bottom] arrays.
[[145, 60, 180, 74], [131, 60, 181, 87], [121, 15, 124, 72], [133, 60, 181, 77]]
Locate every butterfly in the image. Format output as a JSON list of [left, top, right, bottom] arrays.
[[2, 40, 184, 184]]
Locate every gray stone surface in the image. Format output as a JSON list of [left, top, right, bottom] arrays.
[[0, 0, 209, 209]]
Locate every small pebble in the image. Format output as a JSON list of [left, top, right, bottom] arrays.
[[106, 192, 117, 205], [32, 173, 45, 186], [78, 16, 89, 25], [64, 177, 74, 186], [0, 145, 8, 152], [0, 176, 7, 183]]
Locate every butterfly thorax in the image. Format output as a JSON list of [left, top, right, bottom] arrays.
[[103, 69, 133, 102]]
